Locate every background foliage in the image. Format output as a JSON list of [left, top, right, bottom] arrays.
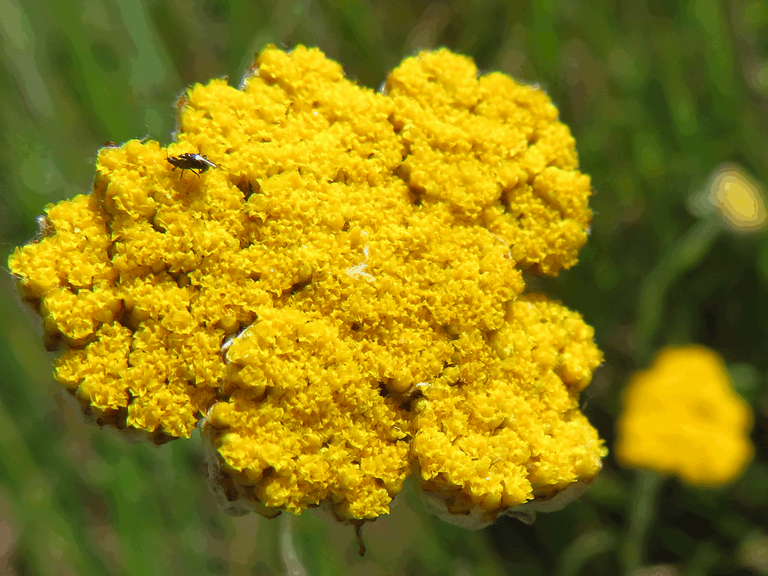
[[2, 1, 768, 574]]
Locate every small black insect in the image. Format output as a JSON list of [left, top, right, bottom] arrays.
[[167, 153, 217, 178]]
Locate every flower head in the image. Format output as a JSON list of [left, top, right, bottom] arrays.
[[689, 163, 767, 233], [615, 345, 753, 486], [9, 46, 604, 524]]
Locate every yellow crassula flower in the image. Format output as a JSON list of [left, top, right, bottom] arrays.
[[9, 45, 604, 524], [615, 345, 754, 487]]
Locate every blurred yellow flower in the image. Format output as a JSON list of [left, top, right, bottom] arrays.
[[616, 345, 753, 486], [702, 164, 767, 232], [9, 46, 605, 524]]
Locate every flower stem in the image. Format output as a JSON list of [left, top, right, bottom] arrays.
[[280, 514, 308, 576], [555, 530, 616, 576], [634, 218, 721, 361], [620, 470, 665, 574]]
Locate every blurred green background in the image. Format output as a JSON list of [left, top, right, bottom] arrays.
[[2, 1, 768, 575]]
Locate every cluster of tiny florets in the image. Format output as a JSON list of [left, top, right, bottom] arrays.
[[616, 345, 753, 487], [9, 45, 603, 524]]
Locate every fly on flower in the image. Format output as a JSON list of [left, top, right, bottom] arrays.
[[167, 152, 217, 178]]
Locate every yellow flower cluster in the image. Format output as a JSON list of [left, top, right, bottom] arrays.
[[616, 346, 753, 486], [708, 164, 767, 232], [689, 163, 768, 233], [9, 46, 604, 524]]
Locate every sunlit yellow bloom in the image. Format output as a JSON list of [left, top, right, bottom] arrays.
[[9, 46, 603, 523], [615, 345, 753, 486], [702, 164, 767, 232]]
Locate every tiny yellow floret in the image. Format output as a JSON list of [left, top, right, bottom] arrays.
[[9, 45, 603, 523], [615, 345, 753, 487]]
